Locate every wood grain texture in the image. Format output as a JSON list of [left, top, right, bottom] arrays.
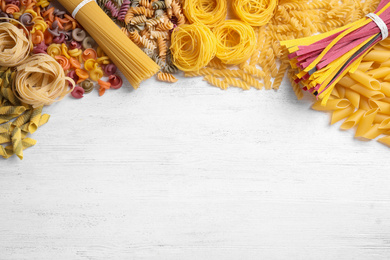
[[1, 76, 390, 259]]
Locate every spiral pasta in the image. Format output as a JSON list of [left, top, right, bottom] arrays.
[[0, 21, 31, 67], [170, 23, 217, 71], [13, 54, 75, 108], [213, 20, 256, 65], [232, 0, 277, 26], [182, 0, 226, 28], [157, 72, 178, 82]]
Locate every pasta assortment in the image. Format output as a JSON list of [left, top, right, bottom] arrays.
[[1, 0, 389, 161]]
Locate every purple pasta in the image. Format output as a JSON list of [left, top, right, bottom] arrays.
[[105, 1, 119, 17], [108, 75, 123, 89], [47, 27, 61, 37], [117, 0, 131, 21], [19, 13, 34, 27], [33, 41, 47, 54], [103, 64, 117, 76], [52, 33, 66, 44], [69, 40, 82, 50], [62, 31, 73, 42], [67, 70, 79, 87]]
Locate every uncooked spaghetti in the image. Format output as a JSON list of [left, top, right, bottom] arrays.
[[58, 0, 160, 88], [213, 19, 256, 65], [183, 0, 227, 28], [170, 23, 217, 71]]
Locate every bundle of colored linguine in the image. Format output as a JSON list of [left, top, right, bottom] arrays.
[[281, 0, 390, 148]]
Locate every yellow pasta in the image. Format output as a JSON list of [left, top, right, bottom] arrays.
[[378, 135, 390, 147], [349, 70, 381, 91], [224, 77, 250, 90], [213, 20, 256, 65], [232, 0, 277, 26], [183, 0, 227, 28], [170, 23, 217, 71], [331, 105, 355, 125], [203, 75, 228, 90], [355, 108, 379, 137], [59, 0, 160, 88], [157, 72, 178, 83], [311, 99, 351, 111]]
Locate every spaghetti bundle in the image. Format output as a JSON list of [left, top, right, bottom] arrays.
[[170, 23, 217, 71], [58, 0, 160, 88], [232, 0, 277, 26], [213, 20, 256, 65], [281, 0, 390, 105], [183, 0, 227, 28]]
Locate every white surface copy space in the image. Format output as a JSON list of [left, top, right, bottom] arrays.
[[1, 76, 390, 260]]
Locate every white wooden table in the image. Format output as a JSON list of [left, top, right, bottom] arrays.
[[1, 76, 389, 259]]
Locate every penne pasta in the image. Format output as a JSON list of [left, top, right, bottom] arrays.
[[355, 108, 378, 137]]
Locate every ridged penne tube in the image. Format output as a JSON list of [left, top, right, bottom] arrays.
[[340, 109, 365, 130], [349, 70, 381, 91], [0, 114, 20, 124], [28, 106, 43, 134], [0, 138, 37, 159], [12, 110, 32, 127], [0, 133, 11, 145], [0, 106, 26, 116], [0, 122, 12, 134], [355, 108, 378, 137], [11, 127, 23, 160], [311, 99, 351, 111], [331, 105, 355, 125]]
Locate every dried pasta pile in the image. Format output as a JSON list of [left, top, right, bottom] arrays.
[[0, 67, 50, 160], [310, 43, 390, 147], [97, 0, 182, 83], [280, 0, 390, 148], [172, 0, 380, 92]]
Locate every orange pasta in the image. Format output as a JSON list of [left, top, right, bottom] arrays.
[[69, 57, 81, 69], [55, 55, 71, 71], [98, 79, 111, 96], [82, 48, 97, 61], [75, 68, 89, 84]]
